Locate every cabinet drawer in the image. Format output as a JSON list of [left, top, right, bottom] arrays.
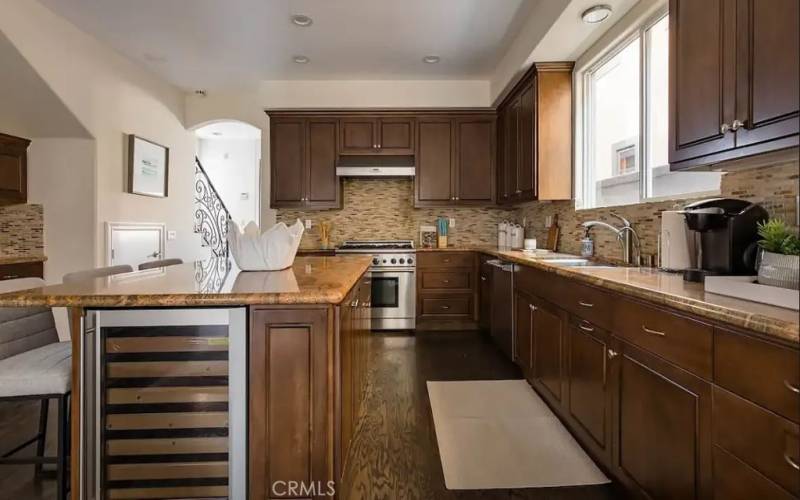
[[713, 386, 800, 496], [0, 261, 43, 281], [420, 295, 471, 316], [417, 252, 474, 269], [713, 446, 795, 500], [613, 298, 712, 379], [420, 270, 471, 290], [714, 328, 799, 423]]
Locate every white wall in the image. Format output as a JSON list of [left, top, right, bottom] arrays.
[[197, 137, 260, 228], [1, 0, 205, 267]]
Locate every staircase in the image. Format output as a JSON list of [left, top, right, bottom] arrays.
[[193, 157, 231, 258]]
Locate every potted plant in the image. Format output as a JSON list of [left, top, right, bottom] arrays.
[[756, 219, 800, 290]]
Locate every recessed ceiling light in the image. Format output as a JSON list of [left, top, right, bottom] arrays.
[[423, 55, 441, 64], [212, 131, 223, 136], [291, 14, 313, 27], [293, 55, 310, 64], [581, 4, 613, 24]]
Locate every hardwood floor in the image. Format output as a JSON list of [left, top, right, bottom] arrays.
[[0, 399, 59, 499], [340, 331, 617, 500]]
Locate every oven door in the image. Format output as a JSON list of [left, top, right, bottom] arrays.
[[367, 268, 416, 330]]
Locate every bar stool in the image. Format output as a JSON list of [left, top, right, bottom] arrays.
[[0, 278, 70, 500], [138, 258, 183, 270]]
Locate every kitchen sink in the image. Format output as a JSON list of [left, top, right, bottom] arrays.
[[540, 258, 617, 268]]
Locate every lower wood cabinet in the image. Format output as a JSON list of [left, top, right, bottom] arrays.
[[613, 341, 712, 500], [530, 296, 564, 404], [249, 307, 331, 500], [478, 255, 492, 332], [416, 251, 478, 331], [0, 261, 43, 280], [565, 317, 613, 464], [514, 290, 534, 380]]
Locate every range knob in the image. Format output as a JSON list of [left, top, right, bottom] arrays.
[[399, 258, 405, 264], [372, 257, 380, 265], [408, 257, 414, 264], [390, 258, 397, 264]]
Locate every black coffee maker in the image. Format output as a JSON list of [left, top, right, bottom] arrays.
[[681, 198, 768, 283]]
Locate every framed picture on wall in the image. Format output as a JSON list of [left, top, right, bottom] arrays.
[[127, 134, 169, 197]]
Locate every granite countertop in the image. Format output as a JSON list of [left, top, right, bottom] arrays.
[[0, 256, 371, 308], [427, 246, 799, 345], [0, 255, 47, 265]]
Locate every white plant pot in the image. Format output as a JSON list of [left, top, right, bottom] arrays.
[[757, 250, 800, 290]]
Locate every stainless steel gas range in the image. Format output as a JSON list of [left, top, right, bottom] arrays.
[[336, 240, 416, 331]]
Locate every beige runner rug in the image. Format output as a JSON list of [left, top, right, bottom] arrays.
[[427, 379, 609, 490]]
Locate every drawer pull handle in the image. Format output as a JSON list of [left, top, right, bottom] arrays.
[[607, 349, 618, 359], [441, 305, 450, 310], [351, 299, 359, 307], [578, 301, 593, 308], [642, 325, 666, 337], [443, 259, 450, 263], [579, 322, 594, 332], [784, 380, 800, 394], [784, 452, 800, 471], [443, 280, 450, 284], [2, 274, 20, 279]]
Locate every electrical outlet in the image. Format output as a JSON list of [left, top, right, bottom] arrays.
[[167, 230, 177, 241], [305, 219, 313, 229], [449, 218, 456, 228]]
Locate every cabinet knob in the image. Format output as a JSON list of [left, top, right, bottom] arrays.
[[731, 119, 745, 131], [529, 303, 537, 312], [720, 123, 731, 134], [455, 197, 459, 201], [607, 349, 618, 359], [480, 276, 487, 281]]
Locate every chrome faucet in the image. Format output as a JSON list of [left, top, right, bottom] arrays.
[[581, 213, 640, 265]]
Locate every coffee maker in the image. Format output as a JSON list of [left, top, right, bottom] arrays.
[[681, 198, 768, 282]]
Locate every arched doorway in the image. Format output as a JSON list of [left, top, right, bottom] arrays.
[[193, 120, 262, 228]]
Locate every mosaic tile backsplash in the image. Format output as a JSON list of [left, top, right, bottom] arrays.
[[277, 156, 798, 262], [0, 204, 44, 258], [277, 178, 513, 249]]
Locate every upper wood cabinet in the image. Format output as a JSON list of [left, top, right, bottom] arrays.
[[496, 62, 573, 205], [415, 114, 495, 207], [339, 116, 415, 155], [669, 0, 799, 169], [270, 117, 340, 209], [0, 133, 30, 206]]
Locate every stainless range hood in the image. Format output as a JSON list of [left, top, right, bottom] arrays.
[[336, 155, 415, 177]]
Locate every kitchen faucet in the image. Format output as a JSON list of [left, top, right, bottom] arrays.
[[581, 213, 640, 265]]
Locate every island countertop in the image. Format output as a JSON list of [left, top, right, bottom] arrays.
[[0, 255, 372, 307]]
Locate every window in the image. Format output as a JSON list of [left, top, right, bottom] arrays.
[[578, 12, 721, 209]]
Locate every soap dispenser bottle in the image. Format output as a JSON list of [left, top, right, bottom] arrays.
[[580, 228, 594, 258]]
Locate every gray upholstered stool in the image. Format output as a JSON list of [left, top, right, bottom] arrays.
[[0, 278, 70, 500], [138, 258, 183, 270], [62, 264, 133, 283]]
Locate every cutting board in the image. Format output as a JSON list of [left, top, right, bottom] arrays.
[[545, 215, 560, 251]]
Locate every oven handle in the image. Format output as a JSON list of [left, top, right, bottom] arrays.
[[367, 268, 416, 275]]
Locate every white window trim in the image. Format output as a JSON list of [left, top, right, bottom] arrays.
[[575, 5, 719, 211]]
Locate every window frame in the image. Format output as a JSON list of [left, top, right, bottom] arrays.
[[577, 6, 718, 210]]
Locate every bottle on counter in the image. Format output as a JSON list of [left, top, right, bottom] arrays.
[[580, 228, 594, 258]]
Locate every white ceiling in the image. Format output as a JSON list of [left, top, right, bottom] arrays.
[[38, 0, 540, 91], [195, 121, 261, 140]]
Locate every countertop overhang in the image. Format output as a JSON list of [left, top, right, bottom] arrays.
[[0, 255, 372, 308]]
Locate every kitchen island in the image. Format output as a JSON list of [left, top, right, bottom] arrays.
[[0, 255, 372, 500]]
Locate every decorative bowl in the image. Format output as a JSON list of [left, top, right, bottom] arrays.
[[227, 219, 304, 271]]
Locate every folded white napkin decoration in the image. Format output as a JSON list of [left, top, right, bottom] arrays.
[[227, 219, 304, 271]]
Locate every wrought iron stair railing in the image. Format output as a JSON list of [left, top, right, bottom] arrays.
[[194, 157, 231, 258]]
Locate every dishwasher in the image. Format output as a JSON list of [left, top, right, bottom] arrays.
[[486, 259, 516, 360]]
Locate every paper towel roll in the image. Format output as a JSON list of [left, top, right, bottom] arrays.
[[660, 211, 694, 271]]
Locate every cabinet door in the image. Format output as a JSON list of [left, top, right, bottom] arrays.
[[506, 98, 520, 200], [516, 83, 535, 199], [613, 341, 712, 500], [377, 118, 415, 155], [339, 118, 378, 154], [734, 0, 799, 148], [514, 291, 533, 380], [455, 117, 494, 204], [270, 120, 306, 207], [0, 134, 30, 206], [249, 308, 331, 500], [306, 119, 340, 208], [531, 297, 564, 403], [496, 108, 510, 204], [669, 0, 737, 166], [566, 319, 612, 464], [478, 259, 492, 332], [415, 118, 454, 205]]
